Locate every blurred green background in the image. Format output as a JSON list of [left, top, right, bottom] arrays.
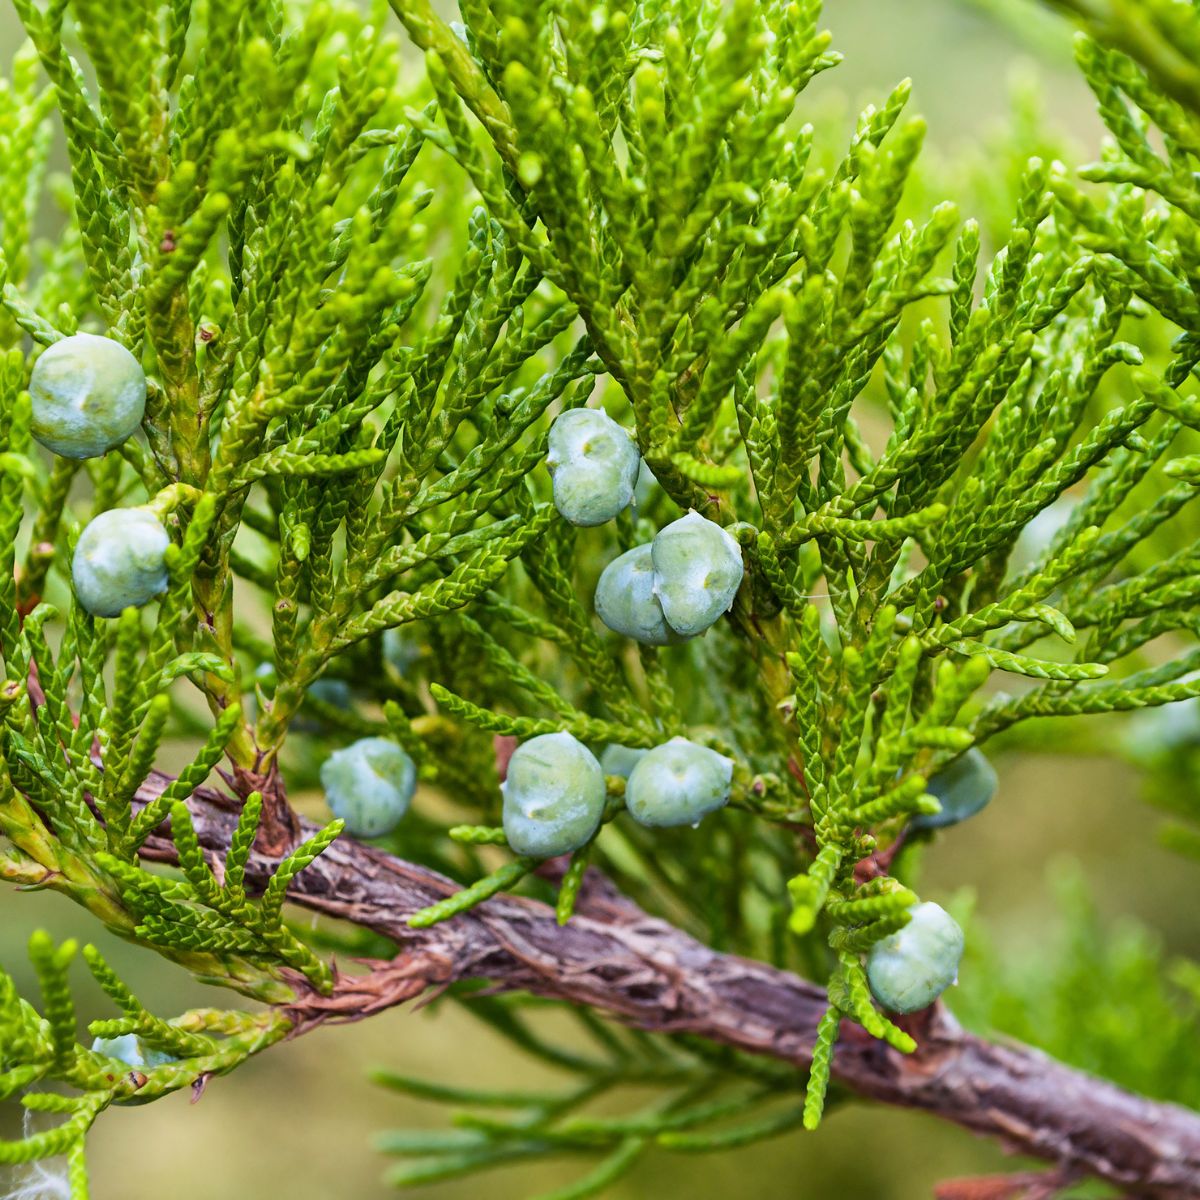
[[3, 1, 1197, 1197]]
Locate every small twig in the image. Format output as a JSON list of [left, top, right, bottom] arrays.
[[934, 1166, 1081, 1200]]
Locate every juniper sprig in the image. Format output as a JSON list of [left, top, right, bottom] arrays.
[[0, 0, 1197, 1195]]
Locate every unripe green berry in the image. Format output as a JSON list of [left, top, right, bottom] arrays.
[[625, 736, 733, 829], [30, 332, 147, 459], [502, 731, 606, 858], [320, 736, 416, 838], [594, 544, 685, 646], [600, 743, 647, 779], [911, 748, 997, 831], [546, 408, 641, 526], [866, 901, 964, 1014], [72, 508, 170, 617], [651, 511, 744, 637]]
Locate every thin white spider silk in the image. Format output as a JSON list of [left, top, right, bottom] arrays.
[[2, 1114, 70, 1200], [1, 1163, 70, 1200]]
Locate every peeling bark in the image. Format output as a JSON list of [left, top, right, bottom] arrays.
[[135, 775, 1200, 1198]]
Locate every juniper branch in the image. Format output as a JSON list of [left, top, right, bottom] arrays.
[[134, 777, 1200, 1199]]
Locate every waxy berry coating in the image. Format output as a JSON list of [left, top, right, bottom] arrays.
[[866, 901, 964, 1014], [651, 511, 744, 638], [91, 1034, 174, 1069], [546, 408, 641, 526], [600, 743, 648, 779], [594, 544, 685, 646], [72, 508, 170, 617], [502, 732, 606, 858], [911, 748, 997, 831], [30, 332, 147, 459], [625, 737, 734, 829], [321, 737, 416, 838]]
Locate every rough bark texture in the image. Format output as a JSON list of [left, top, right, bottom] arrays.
[[136, 775, 1200, 1199]]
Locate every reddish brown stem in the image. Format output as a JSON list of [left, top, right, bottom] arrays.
[[134, 775, 1200, 1199]]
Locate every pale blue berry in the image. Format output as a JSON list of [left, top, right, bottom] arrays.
[[911, 748, 997, 831], [546, 408, 641, 526], [72, 508, 170, 617], [1011, 496, 1077, 572], [651, 511, 744, 637], [594, 544, 685, 646], [625, 737, 733, 829], [293, 677, 355, 734], [309, 679, 353, 707], [321, 737, 416, 838], [91, 1033, 143, 1066], [502, 731, 606, 858], [91, 1034, 174, 1069], [30, 332, 147, 459], [632, 462, 657, 510], [383, 627, 421, 675], [600, 744, 647, 779], [866, 901, 964, 1014]]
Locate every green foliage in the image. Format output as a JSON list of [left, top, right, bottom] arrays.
[[1127, 701, 1200, 860], [0, 930, 287, 1188], [0, 0, 1196, 1194], [1045, 0, 1200, 117], [370, 994, 812, 1197]]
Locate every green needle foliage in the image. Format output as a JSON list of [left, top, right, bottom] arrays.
[[371, 995, 813, 1196], [0, 0, 1196, 1195]]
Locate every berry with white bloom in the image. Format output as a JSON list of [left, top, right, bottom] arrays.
[[600, 744, 648, 779], [546, 408, 641, 526], [866, 901, 964, 1014], [594, 544, 685, 646], [321, 737, 416, 838], [72, 508, 170, 617], [650, 511, 744, 637], [625, 737, 734, 829], [30, 332, 147, 459], [911, 748, 998, 831], [502, 732, 606, 858]]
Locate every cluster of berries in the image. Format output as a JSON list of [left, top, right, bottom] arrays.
[[47, 356, 982, 1014], [315, 730, 733, 860], [546, 407, 745, 643], [29, 333, 168, 617], [545, 405, 976, 1012], [502, 731, 734, 858]]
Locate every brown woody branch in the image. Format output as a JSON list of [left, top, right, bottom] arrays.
[[136, 776, 1200, 1199]]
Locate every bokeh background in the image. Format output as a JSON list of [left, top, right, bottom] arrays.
[[3, 1, 1197, 1197]]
